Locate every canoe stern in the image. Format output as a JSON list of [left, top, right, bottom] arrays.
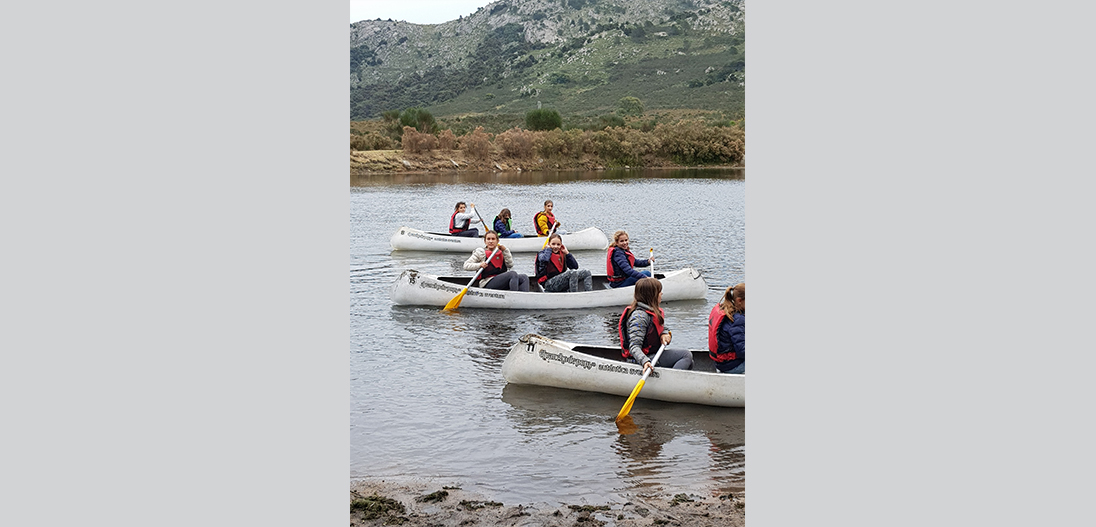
[[503, 334, 744, 407]]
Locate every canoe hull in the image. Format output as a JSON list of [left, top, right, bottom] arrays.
[[390, 267, 707, 308], [390, 226, 608, 252], [502, 334, 745, 407]]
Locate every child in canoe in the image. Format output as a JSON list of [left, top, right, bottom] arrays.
[[533, 199, 562, 236], [534, 233, 593, 292], [606, 230, 653, 288], [462, 230, 530, 291], [619, 277, 693, 372], [449, 201, 482, 237], [492, 208, 524, 238], [708, 283, 745, 374]]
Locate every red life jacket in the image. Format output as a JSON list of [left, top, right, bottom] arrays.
[[618, 306, 664, 360], [449, 211, 469, 234], [606, 247, 636, 283], [533, 211, 556, 236], [481, 247, 506, 279], [535, 249, 567, 284], [708, 304, 737, 362]]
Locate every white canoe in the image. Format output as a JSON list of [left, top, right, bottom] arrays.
[[390, 267, 707, 308], [502, 333, 745, 408], [390, 226, 608, 252]]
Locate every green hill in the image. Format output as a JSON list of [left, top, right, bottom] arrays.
[[350, 0, 744, 120]]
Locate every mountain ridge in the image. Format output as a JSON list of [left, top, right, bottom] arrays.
[[351, 0, 744, 120]]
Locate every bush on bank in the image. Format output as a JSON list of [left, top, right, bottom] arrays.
[[351, 120, 744, 167]]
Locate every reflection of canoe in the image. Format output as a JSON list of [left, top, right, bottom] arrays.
[[390, 268, 707, 308], [501, 333, 745, 407], [390, 226, 608, 252]]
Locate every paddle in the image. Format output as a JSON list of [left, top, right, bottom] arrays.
[[473, 207, 488, 235], [649, 248, 654, 279], [443, 246, 501, 311], [615, 343, 666, 423], [541, 221, 559, 249]]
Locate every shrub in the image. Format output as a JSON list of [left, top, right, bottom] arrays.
[[533, 129, 565, 158], [598, 114, 625, 129], [496, 128, 536, 158], [459, 126, 493, 160], [617, 96, 644, 116], [350, 133, 395, 151], [547, 72, 573, 85], [401, 126, 437, 153], [525, 109, 562, 131], [399, 107, 438, 134], [437, 129, 457, 150], [655, 122, 745, 165], [590, 127, 660, 166], [534, 128, 585, 159]]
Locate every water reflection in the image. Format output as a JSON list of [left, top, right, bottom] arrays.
[[352, 167, 744, 187], [351, 172, 745, 503], [500, 383, 744, 495]]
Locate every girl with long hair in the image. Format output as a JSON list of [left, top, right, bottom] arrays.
[[462, 230, 530, 291], [534, 233, 593, 292], [707, 283, 744, 373], [618, 277, 693, 372], [492, 208, 523, 238], [606, 230, 653, 288]]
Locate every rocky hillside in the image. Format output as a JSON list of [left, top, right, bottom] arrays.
[[350, 0, 744, 120]]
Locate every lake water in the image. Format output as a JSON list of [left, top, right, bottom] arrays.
[[350, 168, 745, 505]]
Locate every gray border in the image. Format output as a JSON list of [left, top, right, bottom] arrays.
[[7, 0, 1092, 525], [4, 1, 348, 525], [749, 1, 1091, 526]]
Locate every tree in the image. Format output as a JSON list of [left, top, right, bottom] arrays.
[[398, 107, 437, 134], [617, 96, 644, 116], [526, 108, 563, 131]]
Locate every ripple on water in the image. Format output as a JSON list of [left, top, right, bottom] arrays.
[[351, 172, 744, 504]]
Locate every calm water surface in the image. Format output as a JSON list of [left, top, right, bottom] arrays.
[[350, 168, 745, 505]]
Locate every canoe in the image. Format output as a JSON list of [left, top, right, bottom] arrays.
[[390, 267, 707, 308], [502, 333, 745, 408], [390, 226, 608, 252]]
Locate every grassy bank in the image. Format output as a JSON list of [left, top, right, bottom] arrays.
[[350, 115, 744, 173]]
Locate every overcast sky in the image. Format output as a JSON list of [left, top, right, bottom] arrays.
[[350, 0, 496, 25]]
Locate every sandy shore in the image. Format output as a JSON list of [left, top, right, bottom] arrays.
[[350, 477, 744, 527]]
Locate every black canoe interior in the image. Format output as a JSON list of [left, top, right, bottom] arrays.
[[426, 231, 538, 237], [570, 344, 720, 373], [435, 274, 666, 292]]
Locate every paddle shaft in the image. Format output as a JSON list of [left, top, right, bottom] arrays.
[[467, 245, 503, 287], [639, 343, 666, 380], [615, 343, 667, 421], [649, 248, 654, 279], [541, 221, 559, 249], [474, 207, 488, 234]]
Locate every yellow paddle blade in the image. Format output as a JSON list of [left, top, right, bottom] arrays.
[[615, 378, 646, 422], [615, 415, 638, 435], [442, 287, 469, 311]]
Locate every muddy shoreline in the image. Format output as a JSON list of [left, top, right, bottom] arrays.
[[350, 477, 744, 527], [350, 149, 744, 176]]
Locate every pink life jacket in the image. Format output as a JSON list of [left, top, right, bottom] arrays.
[[708, 304, 737, 362]]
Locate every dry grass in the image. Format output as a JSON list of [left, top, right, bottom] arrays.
[[351, 118, 745, 172]]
